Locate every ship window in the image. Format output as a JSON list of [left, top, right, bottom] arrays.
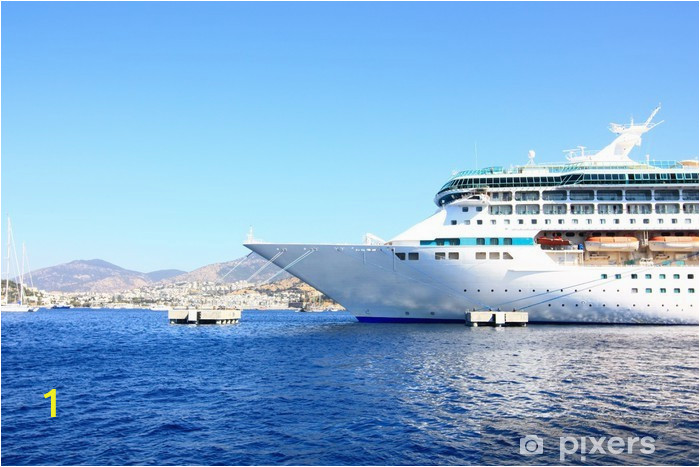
[[503, 238, 513, 245], [601, 274, 608, 279], [489, 252, 500, 260], [518, 219, 524, 224], [543, 204, 567, 214], [395, 252, 406, 260], [450, 220, 457, 225], [674, 288, 681, 294], [476, 252, 486, 260], [690, 288, 696, 293], [464, 220, 470, 225], [689, 274, 695, 279], [516, 204, 540, 215], [491, 220, 497, 225], [627, 204, 652, 214], [655, 203, 680, 214], [476, 238, 485, 245], [598, 204, 623, 215], [645, 274, 652, 279], [570, 190, 594, 201], [643, 219, 650, 224], [631, 274, 637, 279], [476, 206, 483, 212], [435, 252, 446, 260], [630, 219, 636, 224], [503, 252, 513, 259], [489, 238, 499, 245], [542, 190, 566, 201], [615, 274, 622, 279], [660, 274, 666, 279], [654, 189, 679, 200], [462, 207, 469, 212], [477, 220, 483, 225], [673, 274, 680, 279], [504, 219, 510, 225], [660, 288, 666, 293], [571, 204, 594, 215], [408, 252, 419, 260], [558, 219, 565, 224], [515, 191, 540, 201], [683, 203, 699, 214], [597, 190, 622, 200], [682, 189, 699, 200], [448, 252, 459, 260], [632, 288, 638, 293], [489, 205, 513, 215], [565, 232, 575, 237], [489, 191, 512, 201], [626, 190, 652, 201]]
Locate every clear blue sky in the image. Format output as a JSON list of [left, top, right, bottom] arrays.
[[2, 1, 698, 272]]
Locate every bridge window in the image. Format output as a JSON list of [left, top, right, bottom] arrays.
[[451, 220, 457, 225], [449, 252, 459, 260], [626, 190, 652, 201], [682, 189, 699, 200], [395, 252, 406, 260], [476, 238, 485, 245], [655, 204, 680, 214], [503, 238, 513, 245], [489, 238, 499, 245], [489, 252, 500, 259], [408, 253, 419, 260], [515, 191, 540, 201], [542, 190, 566, 201], [570, 190, 594, 201], [654, 189, 679, 200], [476, 252, 486, 260], [503, 252, 514, 259], [435, 252, 446, 260], [462, 207, 469, 212], [597, 190, 623, 201]]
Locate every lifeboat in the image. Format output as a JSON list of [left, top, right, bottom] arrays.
[[536, 236, 571, 247], [648, 236, 699, 252], [584, 236, 639, 252]]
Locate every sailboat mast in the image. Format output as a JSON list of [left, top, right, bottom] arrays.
[[4, 218, 11, 305], [20, 242, 26, 305]]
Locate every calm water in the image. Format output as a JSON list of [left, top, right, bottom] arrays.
[[1, 309, 698, 465]]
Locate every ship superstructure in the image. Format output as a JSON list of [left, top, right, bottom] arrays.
[[246, 107, 699, 323]]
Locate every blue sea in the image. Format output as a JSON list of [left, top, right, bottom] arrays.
[[1, 309, 698, 465]]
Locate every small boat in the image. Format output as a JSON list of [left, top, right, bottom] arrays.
[[648, 236, 699, 252], [536, 236, 571, 247], [584, 236, 639, 252]]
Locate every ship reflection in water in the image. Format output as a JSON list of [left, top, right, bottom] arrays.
[[1, 309, 697, 465]]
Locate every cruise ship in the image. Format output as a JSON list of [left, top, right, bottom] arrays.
[[246, 107, 699, 324]]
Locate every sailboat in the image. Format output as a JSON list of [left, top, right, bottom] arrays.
[[1, 218, 38, 312]]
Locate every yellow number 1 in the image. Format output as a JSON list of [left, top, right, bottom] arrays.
[[44, 389, 56, 417]]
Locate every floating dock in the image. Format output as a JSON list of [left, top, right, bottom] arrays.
[[465, 310, 528, 327], [168, 308, 241, 325]]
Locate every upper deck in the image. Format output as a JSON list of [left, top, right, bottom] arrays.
[[434, 106, 699, 206]]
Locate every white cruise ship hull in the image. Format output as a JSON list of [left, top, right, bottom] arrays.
[[245, 243, 699, 324]]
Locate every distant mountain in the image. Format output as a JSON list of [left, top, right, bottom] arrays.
[[29, 259, 151, 293], [28, 254, 290, 293], [168, 254, 291, 284], [145, 269, 187, 282]]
